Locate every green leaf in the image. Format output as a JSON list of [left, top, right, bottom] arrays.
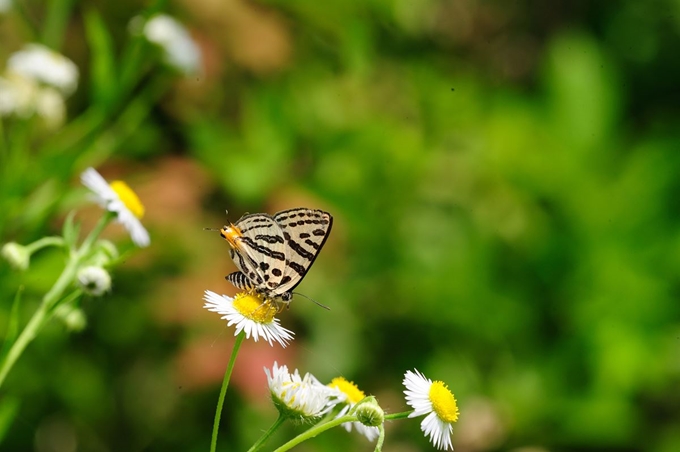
[[43, 0, 76, 50], [84, 9, 117, 111], [62, 210, 80, 249], [0, 287, 24, 363], [0, 396, 20, 445]]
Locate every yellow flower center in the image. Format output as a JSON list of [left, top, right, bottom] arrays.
[[329, 377, 366, 404], [110, 180, 145, 219], [429, 381, 459, 423], [233, 292, 277, 323]]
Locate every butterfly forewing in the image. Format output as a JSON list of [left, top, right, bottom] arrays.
[[271, 208, 333, 296], [231, 214, 287, 292]]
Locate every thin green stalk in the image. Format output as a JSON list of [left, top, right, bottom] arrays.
[[25, 237, 65, 254], [374, 424, 385, 452], [80, 213, 113, 253], [247, 413, 286, 452], [384, 410, 413, 420], [210, 332, 245, 452], [0, 118, 6, 159], [273, 414, 356, 452]]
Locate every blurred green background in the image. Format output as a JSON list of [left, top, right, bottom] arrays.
[[1, 0, 680, 451]]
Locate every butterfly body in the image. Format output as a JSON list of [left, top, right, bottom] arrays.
[[220, 208, 333, 303]]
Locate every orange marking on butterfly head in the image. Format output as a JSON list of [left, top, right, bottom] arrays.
[[220, 223, 243, 249]]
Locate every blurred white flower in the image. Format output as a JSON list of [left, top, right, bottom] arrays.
[[0, 0, 12, 14], [0, 74, 66, 127], [34, 86, 66, 128], [137, 14, 202, 74], [0, 73, 38, 118], [7, 44, 79, 95]]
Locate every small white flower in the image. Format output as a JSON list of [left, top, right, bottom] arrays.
[[403, 369, 460, 451], [81, 168, 150, 247], [203, 290, 293, 347], [265, 362, 339, 420], [328, 377, 380, 442], [77, 265, 112, 296], [138, 14, 201, 74], [7, 44, 79, 95]]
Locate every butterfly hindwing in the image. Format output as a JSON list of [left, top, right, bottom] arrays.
[[231, 214, 287, 292], [271, 208, 333, 296]]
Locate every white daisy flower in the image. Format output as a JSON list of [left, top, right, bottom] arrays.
[[135, 14, 202, 74], [80, 168, 150, 247], [328, 377, 380, 441], [203, 290, 294, 347], [403, 369, 460, 451], [7, 44, 79, 95], [265, 362, 339, 421]]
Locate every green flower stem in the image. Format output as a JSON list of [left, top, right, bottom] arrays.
[[80, 213, 113, 253], [384, 410, 414, 420], [25, 237, 65, 254], [247, 413, 286, 452], [374, 424, 385, 452], [210, 331, 245, 452], [273, 414, 356, 452], [0, 213, 113, 389]]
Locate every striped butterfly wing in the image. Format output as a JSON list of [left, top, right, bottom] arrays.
[[227, 213, 287, 294], [270, 208, 333, 297]]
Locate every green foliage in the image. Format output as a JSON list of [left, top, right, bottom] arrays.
[[0, 0, 679, 451]]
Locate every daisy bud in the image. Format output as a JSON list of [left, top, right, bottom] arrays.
[[54, 303, 87, 332], [355, 396, 384, 428], [328, 377, 380, 441], [87, 240, 119, 267], [1, 242, 30, 271], [77, 265, 111, 296]]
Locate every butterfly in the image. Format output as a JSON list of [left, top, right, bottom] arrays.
[[219, 208, 333, 304]]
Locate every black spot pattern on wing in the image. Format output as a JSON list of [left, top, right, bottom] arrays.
[[282, 232, 314, 260], [240, 236, 286, 261]]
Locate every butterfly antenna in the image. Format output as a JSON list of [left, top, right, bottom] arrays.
[[293, 292, 330, 310], [204, 227, 221, 231]]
